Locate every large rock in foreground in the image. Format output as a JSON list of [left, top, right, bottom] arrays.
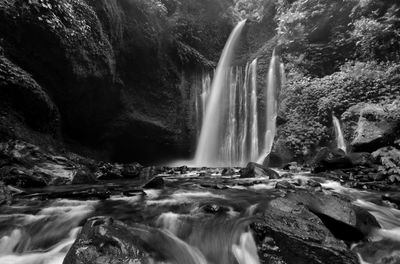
[[63, 217, 151, 264], [252, 197, 359, 264]]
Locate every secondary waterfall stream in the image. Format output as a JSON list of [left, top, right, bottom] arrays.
[[257, 49, 282, 164], [332, 115, 347, 153]]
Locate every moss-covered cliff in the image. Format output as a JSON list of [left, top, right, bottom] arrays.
[[0, 0, 237, 164]]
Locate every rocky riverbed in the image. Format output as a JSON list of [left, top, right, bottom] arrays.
[[1, 140, 400, 264]]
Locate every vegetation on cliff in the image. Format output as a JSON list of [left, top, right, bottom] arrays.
[[274, 0, 400, 162]]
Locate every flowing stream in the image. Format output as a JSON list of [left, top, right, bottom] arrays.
[[1, 171, 400, 264]]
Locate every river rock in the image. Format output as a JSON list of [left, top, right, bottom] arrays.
[[221, 167, 235, 176], [63, 217, 151, 264], [275, 180, 296, 190], [284, 190, 380, 241], [121, 163, 143, 178], [347, 152, 374, 167], [71, 168, 98, 185], [143, 176, 164, 189], [0, 140, 90, 186], [252, 198, 359, 264], [0, 181, 12, 205], [311, 147, 353, 173], [240, 162, 280, 179], [346, 103, 399, 152], [353, 239, 400, 264]]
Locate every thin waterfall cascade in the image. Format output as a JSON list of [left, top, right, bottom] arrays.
[[332, 115, 347, 153], [194, 20, 247, 167], [195, 73, 212, 138], [257, 49, 284, 164], [249, 58, 259, 162]]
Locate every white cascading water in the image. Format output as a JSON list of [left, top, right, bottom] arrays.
[[332, 115, 347, 153], [194, 20, 247, 167], [194, 60, 261, 166], [249, 59, 259, 162], [240, 63, 250, 164], [257, 49, 282, 164]]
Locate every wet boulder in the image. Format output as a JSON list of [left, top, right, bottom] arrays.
[[275, 180, 295, 190], [311, 147, 353, 173], [97, 163, 124, 180], [63, 217, 151, 264], [285, 190, 380, 241], [71, 168, 98, 185], [0, 181, 12, 205], [240, 162, 280, 179], [143, 176, 164, 189], [0, 166, 47, 188], [0, 140, 93, 186], [121, 162, 143, 178], [353, 239, 400, 264], [345, 103, 400, 152], [221, 167, 235, 176], [263, 152, 284, 168], [252, 198, 359, 264], [347, 152, 374, 167]]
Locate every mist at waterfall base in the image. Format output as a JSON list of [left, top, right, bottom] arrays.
[[189, 20, 283, 168]]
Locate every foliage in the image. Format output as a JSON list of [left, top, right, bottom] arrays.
[[350, 5, 400, 61], [276, 60, 400, 160], [276, 0, 400, 76], [372, 147, 400, 183], [229, 0, 266, 22]]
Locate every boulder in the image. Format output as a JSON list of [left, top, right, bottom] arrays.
[[353, 239, 400, 264], [121, 163, 143, 178], [240, 162, 280, 179], [252, 198, 359, 264], [97, 163, 123, 180], [143, 176, 164, 189], [0, 166, 47, 188], [275, 180, 296, 190], [311, 147, 353, 173], [71, 169, 98, 185], [221, 167, 235, 176], [63, 217, 151, 264], [345, 104, 400, 152], [0, 140, 90, 186], [263, 152, 284, 168], [284, 190, 380, 241], [347, 152, 374, 167], [0, 181, 12, 205]]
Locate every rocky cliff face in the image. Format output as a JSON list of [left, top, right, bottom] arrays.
[[0, 0, 238, 164]]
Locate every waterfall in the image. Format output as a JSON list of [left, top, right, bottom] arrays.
[[195, 73, 212, 139], [249, 59, 259, 162], [332, 115, 347, 153], [194, 20, 247, 167], [257, 49, 282, 164]]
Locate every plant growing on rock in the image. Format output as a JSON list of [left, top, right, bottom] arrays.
[[373, 147, 400, 183]]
